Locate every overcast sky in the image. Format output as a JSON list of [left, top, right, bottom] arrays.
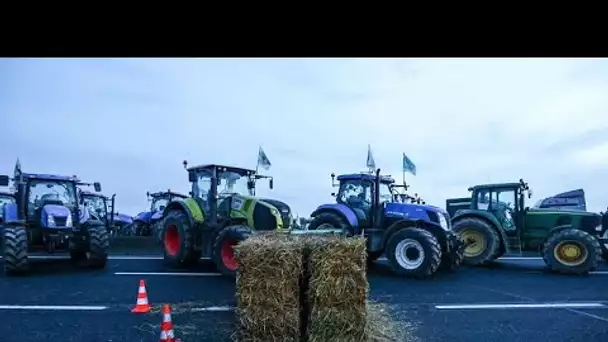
[[1, 58, 608, 216]]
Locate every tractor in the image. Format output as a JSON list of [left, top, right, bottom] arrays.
[[446, 179, 606, 274], [79, 187, 134, 237], [159, 161, 287, 277], [132, 190, 188, 238], [306, 169, 465, 279], [0, 163, 109, 275]]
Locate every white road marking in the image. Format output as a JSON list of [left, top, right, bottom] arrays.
[[114, 272, 221, 276], [435, 302, 606, 310], [0, 305, 108, 311], [0, 256, 212, 260], [377, 256, 543, 262], [192, 306, 234, 312], [590, 271, 608, 275]]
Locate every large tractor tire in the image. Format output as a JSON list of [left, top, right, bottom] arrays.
[[212, 225, 252, 277], [385, 228, 442, 279], [3, 226, 29, 275], [70, 220, 109, 269], [307, 212, 355, 236], [542, 229, 601, 275], [452, 217, 501, 265], [162, 210, 201, 268]]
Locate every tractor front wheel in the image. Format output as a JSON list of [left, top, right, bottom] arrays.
[[452, 217, 501, 265], [212, 225, 252, 277], [162, 210, 201, 268], [542, 229, 601, 274], [385, 228, 442, 279], [3, 226, 29, 275]]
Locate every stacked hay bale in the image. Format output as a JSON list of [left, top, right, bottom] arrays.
[[233, 233, 304, 342], [306, 236, 369, 342], [234, 233, 370, 342]]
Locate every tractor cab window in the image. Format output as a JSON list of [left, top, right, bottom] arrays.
[[379, 182, 393, 204], [192, 169, 213, 213], [477, 190, 490, 210], [217, 171, 249, 197], [338, 180, 372, 210], [27, 180, 77, 217], [152, 198, 169, 212], [84, 196, 107, 218]]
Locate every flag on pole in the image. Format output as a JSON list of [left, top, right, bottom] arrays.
[[402, 153, 416, 176], [257, 147, 272, 171], [14, 158, 22, 179], [366, 144, 376, 170]]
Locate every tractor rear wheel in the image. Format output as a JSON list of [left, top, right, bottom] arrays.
[[542, 229, 601, 274], [385, 228, 442, 279], [163, 210, 201, 268], [212, 225, 252, 277], [3, 226, 29, 275], [307, 212, 354, 236], [452, 217, 501, 265]]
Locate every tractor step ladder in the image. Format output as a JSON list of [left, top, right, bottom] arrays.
[[505, 234, 522, 255]]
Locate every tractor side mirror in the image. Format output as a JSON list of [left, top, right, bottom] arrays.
[[146, 191, 150, 198], [528, 190, 532, 199], [0, 175, 9, 186], [189, 191, 193, 196], [331, 192, 336, 197], [269, 178, 274, 190], [188, 171, 196, 182], [94, 182, 102, 192], [247, 180, 255, 190]]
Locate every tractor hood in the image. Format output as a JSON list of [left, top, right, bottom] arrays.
[[111, 213, 133, 224], [534, 189, 586, 211], [259, 198, 293, 229], [134, 211, 153, 223], [43, 204, 71, 217]]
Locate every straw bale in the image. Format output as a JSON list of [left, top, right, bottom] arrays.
[[234, 233, 305, 342], [306, 236, 369, 342]]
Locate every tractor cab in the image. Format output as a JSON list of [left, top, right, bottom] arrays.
[[147, 190, 187, 215], [78, 183, 115, 230]]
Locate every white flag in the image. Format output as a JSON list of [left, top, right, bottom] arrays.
[[257, 147, 272, 171], [366, 144, 376, 170]]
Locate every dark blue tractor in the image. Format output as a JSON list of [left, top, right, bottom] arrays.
[[79, 188, 133, 237], [307, 169, 465, 279], [0, 166, 109, 275], [132, 190, 187, 238], [0, 191, 15, 227]]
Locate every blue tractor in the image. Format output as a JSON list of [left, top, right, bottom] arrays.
[[79, 188, 133, 237], [0, 191, 15, 227], [307, 169, 465, 278], [132, 190, 188, 238], [0, 163, 109, 275]]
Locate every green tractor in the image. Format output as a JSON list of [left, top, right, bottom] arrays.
[[160, 161, 288, 276], [447, 179, 606, 274]]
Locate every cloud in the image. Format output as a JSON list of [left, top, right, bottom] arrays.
[[2, 58, 608, 216]]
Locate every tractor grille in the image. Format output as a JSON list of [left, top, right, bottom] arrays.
[[280, 212, 291, 229], [54, 216, 68, 227], [253, 203, 278, 231]]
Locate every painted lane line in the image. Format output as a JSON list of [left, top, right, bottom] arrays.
[[435, 303, 606, 310], [0, 305, 108, 311], [192, 306, 234, 312], [590, 271, 608, 275], [114, 272, 221, 276], [0, 256, 212, 260]]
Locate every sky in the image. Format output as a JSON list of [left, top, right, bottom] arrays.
[[1, 58, 608, 216]]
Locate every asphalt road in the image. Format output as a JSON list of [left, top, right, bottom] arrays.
[[0, 255, 606, 342]]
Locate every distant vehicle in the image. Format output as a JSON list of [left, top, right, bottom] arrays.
[[79, 189, 133, 237], [0, 161, 109, 275], [132, 190, 188, 238]]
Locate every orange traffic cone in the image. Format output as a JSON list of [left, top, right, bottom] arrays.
[[131, 279, 151, 313], [159, 304, 180, 342]]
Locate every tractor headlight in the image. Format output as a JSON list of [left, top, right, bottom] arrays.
[[438, 214, 449, 230], [47, 215, 56, 227], [596, 224, 602, 232], [66, 215, 73, 227]]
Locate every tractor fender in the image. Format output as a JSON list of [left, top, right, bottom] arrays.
[[310, 204, 359, 229], [451, 210, 510, 252], [2, 203, 21, 226], [381, 219, 447, 250], [162, 198, 205, 227]]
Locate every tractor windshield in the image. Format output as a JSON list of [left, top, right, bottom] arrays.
[[84, 195, 107, 218], [27, 179, 77, 216], [218, 171, 249, 197], [152, 198, 169, 212]]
